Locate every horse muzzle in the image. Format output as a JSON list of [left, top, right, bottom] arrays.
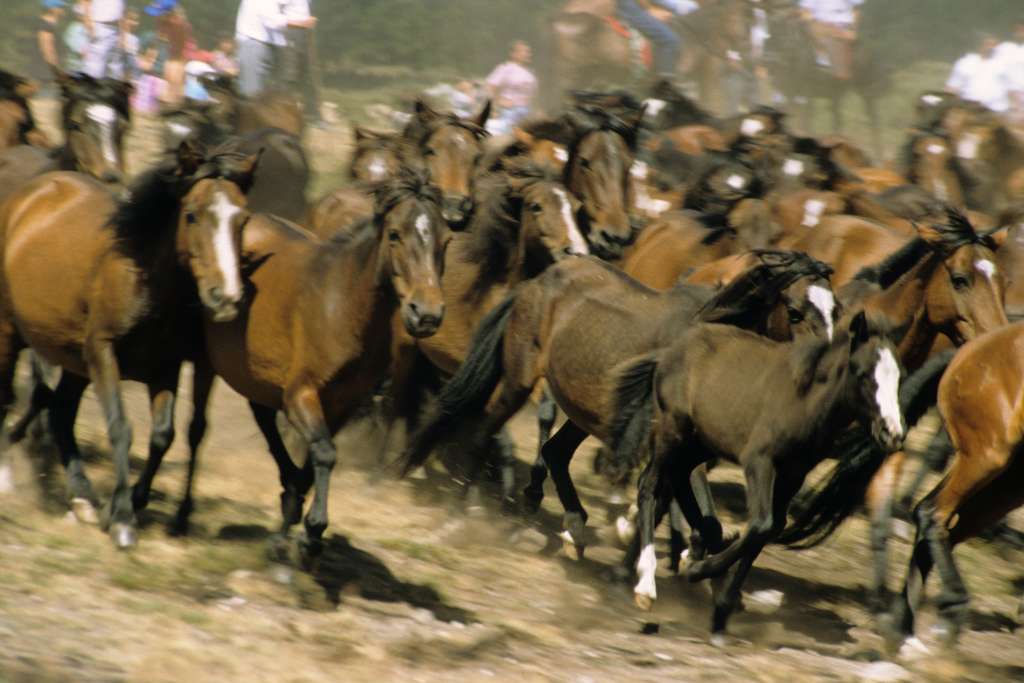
[[204, 286, 241, 323], [872, 419, 905, 454], [441, 195, 473, 228], [402, 300, 445, 338]]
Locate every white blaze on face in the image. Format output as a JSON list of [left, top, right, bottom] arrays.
[[807, 284, 836, 341], [211, 191, 243, 300], [553, 187, 589, 255], [85, 103, 119, 166], [975, 258, 996, 281], [957, 133, 980, 160], [366, 157, 388, 181], [553, 146, 569, 163], [922, 94, 942, 106], [726, 173, 746, 190], [874, 347, 903, 441], [926, 142, 946, 155], [167, 121, 193, 140], [630, 160, 649, 181], [415, 212, 433, 246], [802, 198, 826, 227], [740, 117, 765, 136], [782, 158, 805, 177], [643, 98, 668, 119], [634, 543, 658, 601]]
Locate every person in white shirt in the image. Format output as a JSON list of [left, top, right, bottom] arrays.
[[947, 33, 1010, 114], [799, 0, 863, 80], [82, 0, 125, 78], [235, 0, 316, 97], [994, 20, 1024, 118]]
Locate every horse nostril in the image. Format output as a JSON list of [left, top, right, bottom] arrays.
[[209, 286, 224, 304], [102, 171, 121, 184], [407, 301, 421, 318]]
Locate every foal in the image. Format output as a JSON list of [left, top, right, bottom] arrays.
[[615, 313, 905, 637]]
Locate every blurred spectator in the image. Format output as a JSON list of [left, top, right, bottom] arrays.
[[211, 35, 239, 76], [616, 1, 682, 79], [235, 0, 316, 98], [280, 0, 322, 124], [34, 0, 67, 93], [947, 32, 1009, 113], [145, 1, 191, 106], [82, 0, 125, 78], [485, 40, 537, 135], [995, 19, 1024, 118], [64, 3, 89, 73], [108, 8, 141, 81], [799, 0, 862, 80], [184, 59, 216, 101]]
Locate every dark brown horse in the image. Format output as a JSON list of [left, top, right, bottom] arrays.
[[399, 252, 835, 554], [199, 72, 305, 137], [898, 126, 970, 209], [612, 312, 903, 639], [402, 99, 491, 227], [0, 142, 257, 546], [194, 169, 450, 552], [884, 322, 1024, 651], [950, 108, 1024, 211], [0, 70, 48, 150], [55, 70, 132, 185]]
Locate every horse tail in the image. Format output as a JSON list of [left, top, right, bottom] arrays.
[[776, 349, 956, 548], [399, 294, 517, 475], [608, 355, 659, 474]]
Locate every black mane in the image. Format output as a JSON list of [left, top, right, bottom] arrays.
[[404, 100, 489, 147], [372, 167, 444, 220], [850, 237, 930, 289]]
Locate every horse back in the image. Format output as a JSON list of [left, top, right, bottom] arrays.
[[621, 212, 736, 289], [783, 215, 907, 286]]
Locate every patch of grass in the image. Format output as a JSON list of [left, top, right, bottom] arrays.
[[178, 609, 212, 628]]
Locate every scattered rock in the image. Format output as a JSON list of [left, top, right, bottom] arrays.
[[857, 661, 913, 682], [747, 589, 785, 611]]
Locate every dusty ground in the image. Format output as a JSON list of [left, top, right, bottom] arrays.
[[1, 95, 1023, 683]]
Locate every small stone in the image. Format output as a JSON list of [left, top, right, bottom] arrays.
[[747, 589, 785, 610], [858, 661, 913, 682], [654, 652, 673, 661]]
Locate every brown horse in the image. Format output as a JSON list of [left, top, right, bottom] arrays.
[[614, 312, 903, 638], [780, 215, 907, 286], [0, 142, 257, 547], [54, 70, 132, 185], [197, 169, 450, 551], [199, 73, 305, 137], [522, 105, 644, 258], [400, 252, 836, 553], [952, 108, 1024, 211], [402, 99, 491, 227], [349, 127, 411, 183], [0, 70, 48, 150], [884, 322, 1024, 651], [898, 126, 970, 209]]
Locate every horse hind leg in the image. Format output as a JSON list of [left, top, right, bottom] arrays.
[[523, 386, 558, 513], [539, 420, 589, 558], [48, 372, 94, 522], [0, 325, 23, 495], [131, 372, 179, 514]]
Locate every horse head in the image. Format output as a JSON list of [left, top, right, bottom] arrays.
[[504, 160, 588, 270], [350, 127, 411, 183], [56, 69, 132, 185]]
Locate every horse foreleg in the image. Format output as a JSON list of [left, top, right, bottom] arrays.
[[84, 336, 136, 548], [131, 371, 179, 513], [523, 386, 558, 513], [168, 360, 216, 536], [687, 454, 776, 583], [283, 381, 335, 561], [48, 372, 93, 521], [537, 420, 589, 558], [0, 327, 21, 495], [865, 450, 905, 612]]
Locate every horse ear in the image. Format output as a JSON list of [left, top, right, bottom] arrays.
[[848, 310, 870, 349], [238, 149, 264, 192], [475, 99, 492, 128], [414, 98, 440, 122], [176, 138, 205, 176], [512, 127, 535, 147]]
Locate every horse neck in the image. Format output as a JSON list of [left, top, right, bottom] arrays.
[[915, 160, 963, 206], [789, 339, 857, 438], [859, 255, 938, 370], [322, 231, 394, 339]]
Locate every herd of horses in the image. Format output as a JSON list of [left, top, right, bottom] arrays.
[[2, 64, 1024, 659]]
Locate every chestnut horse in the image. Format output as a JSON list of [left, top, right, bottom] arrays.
[[884, 322, 1024, 650], [195, 169, 450, 553], [400, 253, 836, 555], [0, 142, 256, 547]]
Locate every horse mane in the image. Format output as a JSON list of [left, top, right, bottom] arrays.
[[648, 78, 713, 126], [404, 100, 489, 146], [60, 72, 131, 124], [872, 184, 945, 222], [925, 206, 994, 251], [565, 105, 642, 156], [850, 237, 931, 288], [694, 250, 833, 332], [372, 166, 443, 221]]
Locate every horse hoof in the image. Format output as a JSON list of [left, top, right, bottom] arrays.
[[615, 515, 636, 546], [167, 516, 190, 538], [71, 498, 100, 525], [297, 532, 324, 570], [0, 463, 13, 494], [558, 530, 584, 560], [110, 523, 137, 550], [634, 592, 654, 611]]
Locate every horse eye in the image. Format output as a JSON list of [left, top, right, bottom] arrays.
[[788, 309, 804, 324], [951, 274, 970, 290], [422, 148, 436, 157], [528, 202, 543, 214], [388, 230, 401, 242], [579, 157, 592, 169], [185, 212, 197, 225]]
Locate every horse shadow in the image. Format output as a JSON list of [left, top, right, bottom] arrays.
[[311, 533, 473, 624]]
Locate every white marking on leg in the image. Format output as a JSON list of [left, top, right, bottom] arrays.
[[553, 187, 589, 255], [975, 259, 996, 281], [807, 284, 836, 341], [85, 103, 119, 166], [874, 348, 904, 441], [802, 198, 826, 227], [782, 158, 805, 177], [740, 117, 765, 136], [634, 543, 658, 600], [0, 461, 13, 493], [211, 191, 243, 300]]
